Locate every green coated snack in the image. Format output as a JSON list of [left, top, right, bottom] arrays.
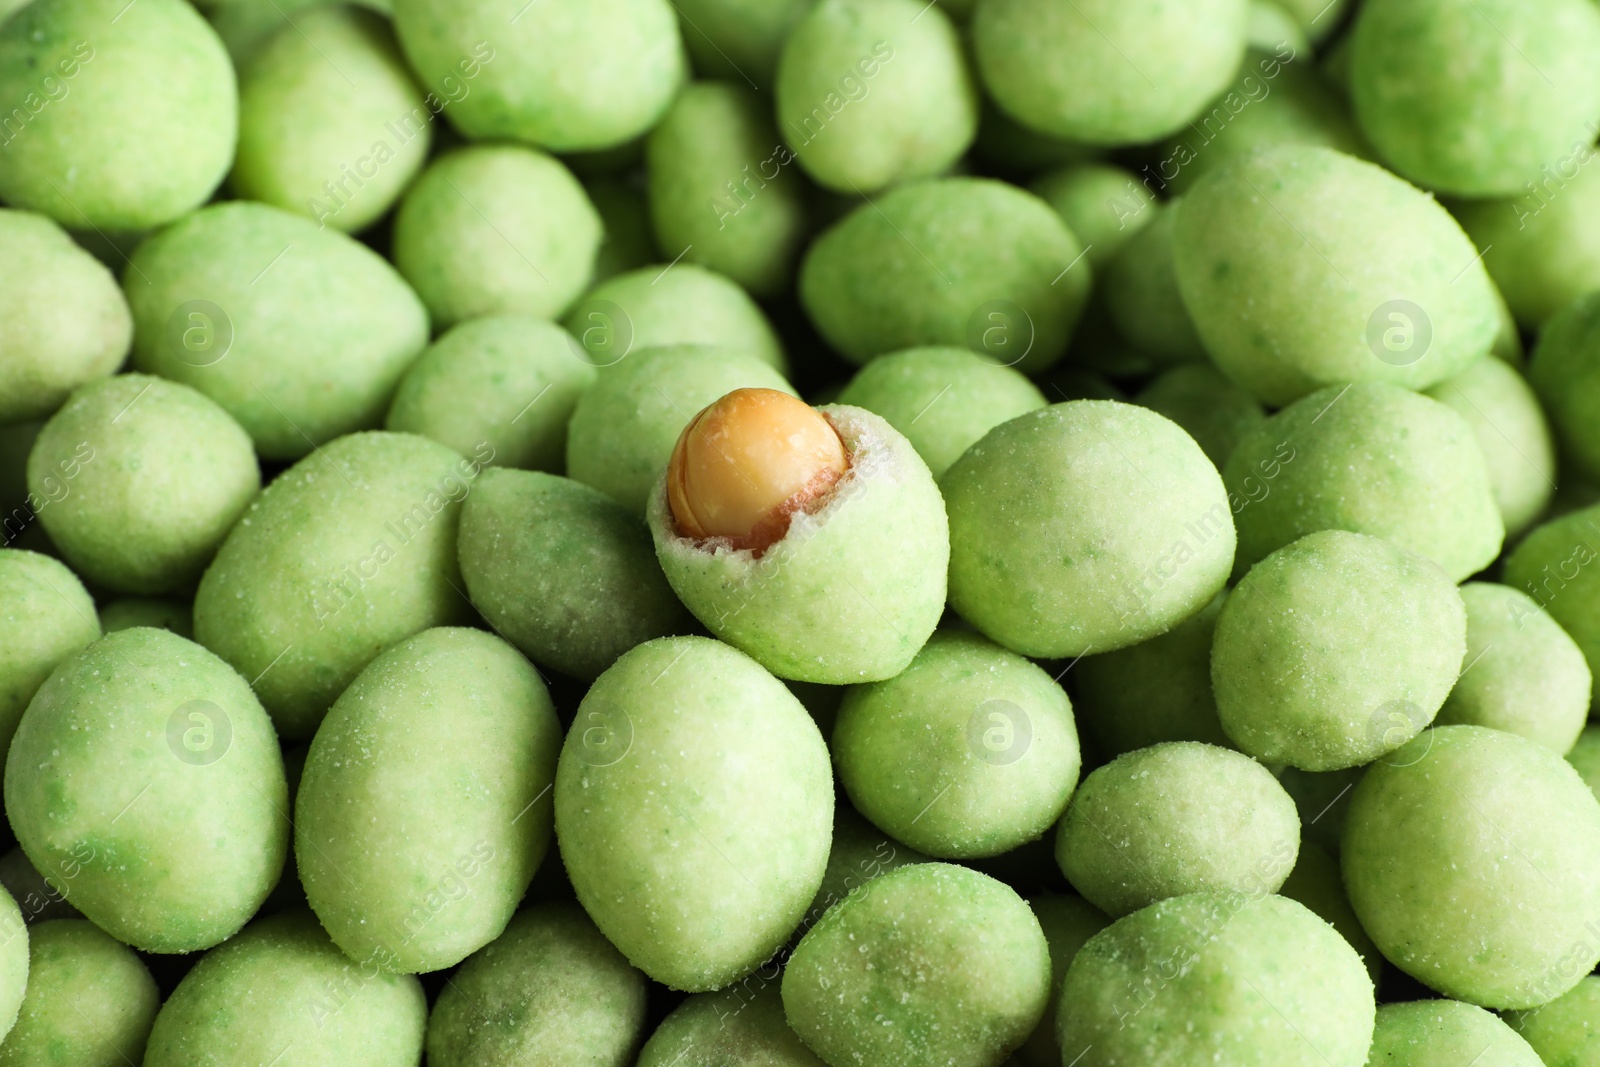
[[28, 375, 259, 595], [1278, 842, 1383, 986], [385, 316, 597, 473], [834, 346, 1047, 478], [393, 0, 685, 152], [1343, 725, 1600, 1008], [833, 630, 1081, 858], [0, 919, 157, 1067], [650, 405, 948, 683], [97, 598, 192, 638], [1056, 742, 1298, 917], [126, 201, 429, 460], [0, 890, 24, 1044], [0, 0, 235, 231], [1213, 530, 1466, 770], [783, 862, 1049, 1067], [0, 848, 79, 925], [1571, 726, 1600, 798], [1528, 292, 1600, 482], [231, 6, 431, 232], [803, 807, 926, 930], [1103, 201, 1205, 364], [1276, 0, 1346, 42], [569, 344, 793, 514], [392, 145, 601, 329], [4, 627, 288, 953], [775, 0, 977, 193], [0, 210, 131, 423], [0, 550, 98, 758], [1029, 162, 1156, 271], [638, 986, 824, 1067], [1504, 976, 1600, 1066], [586, 177, 659, 284], [1058, 892, 1375, 1067], [944, 401, 1235, 658], [554, 637, 833, 991], [194, 432, 480, 739], [1134, 365, 1266, 469], [1247, 0, 1307, 52], [647, 81, 807, 297], [1015, 894, 1110, 1067], [1223, 383, 1504, 582], [1349, 0, 1600, 197], [1504, 504, 1600, 695], [1366, 1001, 1543, 1066], [141, 911, 427, 1066], [972, 0, 1248, 145], [673, 0, 815, 85], [458, 469, 691, 679], [1172, 146, 1500, 405], [426, 902, 647, 1067], [798, 177, 1091, 375], [1436, 583, 1590, 753]]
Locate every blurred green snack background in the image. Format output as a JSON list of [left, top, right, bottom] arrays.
[[1505, 503, 1600, 698], [0, 919, 157, 1067], [673, 0, 815, 86], [1014, 893, 1109, 1067], [1529, 291, 1600, 482], [97, 597, 192, 638], [1029, 162, 1155, 272], [1101, 201, 1205, 365], [1278, 842, 1383, 986]]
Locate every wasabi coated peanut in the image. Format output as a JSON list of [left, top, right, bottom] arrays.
[[141, 911, 426, 1066], [1528, 291, 1600, 482], [673, 0, 815, 86], [943, 401, 1235, 659], [385, 316, 597, 473], [798, 177, 1091, 375], [1058, 893, 1375, 1067], [1172, 146, 1501, 405], [1343, 725, 1600, 1008], [427, 902, 648, 1067], [1015, 894, 1110, 1067], [457, 469, 691, 679], [638, 986, 824, 1067], [1029, 162, 1156, 272], [393, 0, 685, 152], [1055, 742, 1299, 917], [1349, 0, 1600, 197], [98, 598, 191, 638], [1223, 382, 1504, 582], [0, 890, 24, 1043], [28, 375, 259, 595], [1134, 365, 1266, 469], [1279, 842, 1383, 986], [393, 145, 601, 329], [1436, 583, 1591, 753], [1504, 976, 1600, 1066], [783, 863, 1050, 1067], [554, 637, 833, 991], [1102, 201, 1205, 364], [0, 550, 98, 758], [835, 346, 1047, 479], [126, 201, 429, 460], [833, 630, 1081, 858], [775, 0, 977, 193], [0, 210, 130, 423], [194, 432, 480, 739], [971, 0, 1248, 145], [231, 6, 431, 232], [647, 81, 807, 297], [4, 628, 288, 953], [297, 628, 560, 973], [1504, 504, 1600, 695], [0, 0, 235, 231], [1366, 1001, 1544, 1067], [0, 919, 158, 1067], [1213, 530, 1466, 771]]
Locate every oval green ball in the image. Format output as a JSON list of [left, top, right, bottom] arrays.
[[1366, 1000, 1544, 1067], [1503, 976, 1600, 1067], [1503, 503, 1600, 700], [1103, 200, 1205, 364], [1029, 162, 1156, 272], [0, 550, 99, 759], [0, 919, 157, 1067], [1134, 364, 1266, 470], [639, 986, 825, 1067]]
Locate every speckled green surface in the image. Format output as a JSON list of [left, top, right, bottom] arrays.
[[1015, 893, 1109, 1067], [0, 889, 25, 1044], [639, 986, 825, 1067], [0, 550, 99, 760], [1029, 162, 1154, 271], [1134, 365, 1265, 469], [1365, 1000, 1543, 1066], [1505, 503, 1600, 700], [0, 919, 157, 1067], [1278, 842, 1383, 987], [1529, 292, 1600, 482], [1503, 976, 1600, 1067], [1103, 201, 1205, 364]]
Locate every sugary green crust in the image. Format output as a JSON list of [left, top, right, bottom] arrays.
[[649, 405, 948, 683], [1503, 976, 1600, 1067], [1014, 894, 1110, 1067], [1366, 1001, 1543, 1067], [0, 919, 157, 1067], [0, 550, 99, 759], [1505, 504, 1600, 704], [1134, 365, 1265, 469], [638, 987, 825, 1067]]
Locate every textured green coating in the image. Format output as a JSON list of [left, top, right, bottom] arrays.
[[141, 911, 426, 1066], [775, 0, 977, 193], [1135, 365, 1266, 469], [1172, 146, 1500, 405], [1505, 504, 1600, 700], [0, 919, 156, 1067], [1278, 842, 1383, 986], [1343, 725, 1600, 1008], [1030, 163, 1155, 271], [1015, 894, 1110, 1067], [297, 628, 560, 973], [1571, 726, 1600, 798], [834, 630, 1080, 858], [799, 177, 1091, 374], [639, 986, 825, 1067], [1350, 0, 1600, 197], [0, 550, 98, 759], [231, 6, 429, 232], [587, 178, 659, 285], [0, 210, 130, 423], [98, 598, 191, 638], [1213, 530, 1466, 770], [650, 406, 947, 683], [393, 0, 684, 152], [28, 375, 258, 595], [1436, 583, 1590, 753], [1057, 892, 1375, 1067], [647, 81, 806, 297], [1366, 1001, 1543, 1067], [194, 432, 477, 739], [1103, 202, 1205, 364], [1529, 292, 1600, 482], [835, 346, 1046, 478], [944, 401, 1235, 658], [4, 628, 287, 953], [426, 902, 647, 1067], [0, 0, 235, 231], [1223, 383, 1504, 582], [1056, 742, 1298, 917], [385, 316, 596, 473], [458, 469, 691, 679], [783, 862, 1049, 1067], [554, 638, 832, 991], [568, 344, 794, 514], [1503, 976, 1600, 1067], [392, 146, 600, 329], [126, 201, 430, 460], [972, 0, 1248, 145], [674, 0, 815, 85]]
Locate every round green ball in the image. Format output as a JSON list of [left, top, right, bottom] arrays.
[[1503, 976, 1600, 1067], [638, 986, 825, 1067], [1134, 364, 1266, 470], [1247, 0, 1308, 52], [1503, 504, 1600, 699], [97, 598, 191, 638], [1015, 894, 1110, 1067], [1029, 162, 1156, 272], [1278, 842, 1383, 987], [1527, 291, 1600, 482], [0, 550, 98, 759], [1367, 1000, 1543, 1066], [0, 919, 157, 1067], [1103, 201, 1205, 364]]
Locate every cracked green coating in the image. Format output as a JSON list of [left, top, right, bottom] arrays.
[[1503, 976, 1600, 1067], [638, 986, 825, 1067], [0, 919, 157, 1067], [1134, 365, 1265, 469], [1366, 1001, 1542, 1066], [0, 550, 99, 760]]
